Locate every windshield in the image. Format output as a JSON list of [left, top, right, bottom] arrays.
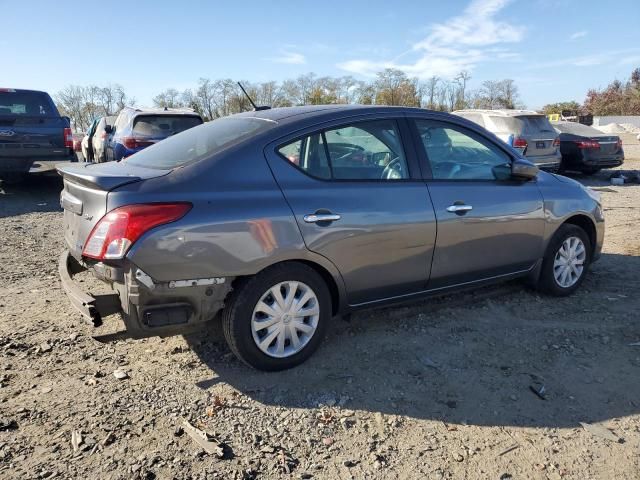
[[0, 91, 58, 116], [125, 116, 276, 169]]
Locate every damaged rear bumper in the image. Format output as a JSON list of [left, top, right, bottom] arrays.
[[58, 249, 231, 338], [58, 250, 121, 327]]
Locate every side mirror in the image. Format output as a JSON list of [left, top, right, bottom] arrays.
[[511, 159, 539, 180], [104, 125, 113, 134]]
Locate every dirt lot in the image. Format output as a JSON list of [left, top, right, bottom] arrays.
[[1, 135, 639, 479]]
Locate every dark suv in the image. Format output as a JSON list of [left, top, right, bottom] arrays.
[[105, 107, 203, 161]]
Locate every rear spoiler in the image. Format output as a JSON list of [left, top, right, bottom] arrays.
[[57, 163, 143, 191]]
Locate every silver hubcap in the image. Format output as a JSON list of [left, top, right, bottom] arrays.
[[553, 236, 586, 288], [251, 281, 320, 358]]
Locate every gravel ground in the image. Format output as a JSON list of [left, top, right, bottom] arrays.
[[1, 153, 639, 479]]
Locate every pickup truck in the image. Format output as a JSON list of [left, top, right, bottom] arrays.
[[0, 88, 75, 183]]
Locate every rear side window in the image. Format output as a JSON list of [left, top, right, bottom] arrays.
[[277, 119, 409, 181], [132, 115, 203, 137], [125, 116, 276, 169], [0, 91, 58, 116]]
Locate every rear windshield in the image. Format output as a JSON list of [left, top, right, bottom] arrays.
[[125, 116, 276, 169], [132, 115, 203, 137], [0, 91, 58, 116], [487, 115, 555, 135], [552, 122, 604, 136]]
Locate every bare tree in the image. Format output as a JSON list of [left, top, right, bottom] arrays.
[[455, 71, 471, 109]]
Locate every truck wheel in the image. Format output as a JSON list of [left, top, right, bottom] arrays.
[[222, 263, 331, 371], [537, 224, 591, 296]]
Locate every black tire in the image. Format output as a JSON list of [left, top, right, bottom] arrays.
[[222, 263, 332, 371], [537, 224, 591, 296], [582, 167, 601, 175]]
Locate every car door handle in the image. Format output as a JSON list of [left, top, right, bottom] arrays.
[[446, 204, 473, 213], [303, 213, 341, 223]]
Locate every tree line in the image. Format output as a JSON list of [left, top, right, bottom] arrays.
[[55, 69, 522, 131], [542, 68, 640, 116], [151, 70, 523, 121]]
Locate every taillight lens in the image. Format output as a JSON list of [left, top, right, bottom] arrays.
[[123, 136, 154, 150], [553, 137, 560, 147], [616, 138, 623, 149], [63, 128, 73, 148], [82, 203, 192, 260], [513, 137, 528, 148], [576, 140, 599, 149]]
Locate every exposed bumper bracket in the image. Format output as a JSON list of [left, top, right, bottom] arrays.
[[58, 250, 121, 327]]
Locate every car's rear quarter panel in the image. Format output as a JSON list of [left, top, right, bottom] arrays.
[[116, 141, 332, 284]]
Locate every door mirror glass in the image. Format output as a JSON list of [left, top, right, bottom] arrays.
[[511, 159, 539, 179], [491, 163, 512, 181]]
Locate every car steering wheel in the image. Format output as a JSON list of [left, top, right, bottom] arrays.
[[381, 158, 404, 180]]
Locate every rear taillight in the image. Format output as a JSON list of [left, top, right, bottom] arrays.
[[575, 140, 599, 149], [553, 137, 560, 148], [513, 137, 528, 148], [82, 203, 192, 260], [616, 138, 623, 149], [122, 136, 154, 150], [63, 128, 73, 148]]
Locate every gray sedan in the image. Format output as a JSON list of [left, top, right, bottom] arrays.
[[58, 106, 604, 371]]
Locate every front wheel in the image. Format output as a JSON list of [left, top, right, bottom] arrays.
[[222, 263, 331, 371], [537, 224, 591, 296]]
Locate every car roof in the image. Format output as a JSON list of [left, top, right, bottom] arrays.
[[453, 109, 542, 117], [234, 104, 436, 124], [0, 88, 51, 95], [121, 106, 201, 117]]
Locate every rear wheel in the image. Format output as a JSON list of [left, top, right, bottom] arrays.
[[222, 263, 331, 371], [537, 224, 591, 296]]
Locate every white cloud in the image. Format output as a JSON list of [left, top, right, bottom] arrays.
[[267, 51, 306, 65], [570, 30, 588, 40], [529, 48, 640, 70], [337, 0, 524, 79]]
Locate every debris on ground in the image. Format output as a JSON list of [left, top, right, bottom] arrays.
[[112, 369, 129, 380], [580, 422, 622, 443], [529, 382, 547, 400], [182, 420, 225, 458]]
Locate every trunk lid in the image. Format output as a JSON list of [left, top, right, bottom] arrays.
[[592, 135, 619, 155], [57, 162, 170, 259]]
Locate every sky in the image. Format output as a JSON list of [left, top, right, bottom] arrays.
[[3, 0, 639, 109]]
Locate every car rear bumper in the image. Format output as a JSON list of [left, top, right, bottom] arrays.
[[584, 155, 624, 169], [58, 250, 122, 327], [59, 249, 231, 338], [526, 153, 561, 171]]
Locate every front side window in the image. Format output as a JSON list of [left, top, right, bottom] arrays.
[[277, 119, 409, 181], [415, 120, 511, 180]]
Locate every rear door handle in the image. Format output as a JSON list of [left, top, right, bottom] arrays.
[[446, 204, 473, 213], [303, 213, 341, 223]]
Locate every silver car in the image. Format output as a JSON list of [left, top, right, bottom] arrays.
[[452, 109, 562, 171], [58, 106, 604, 371]]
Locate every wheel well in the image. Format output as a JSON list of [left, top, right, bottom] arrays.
[[232, 260, 341, 316], [296, 260, 341, 316], [563, 215, 596, 252]]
